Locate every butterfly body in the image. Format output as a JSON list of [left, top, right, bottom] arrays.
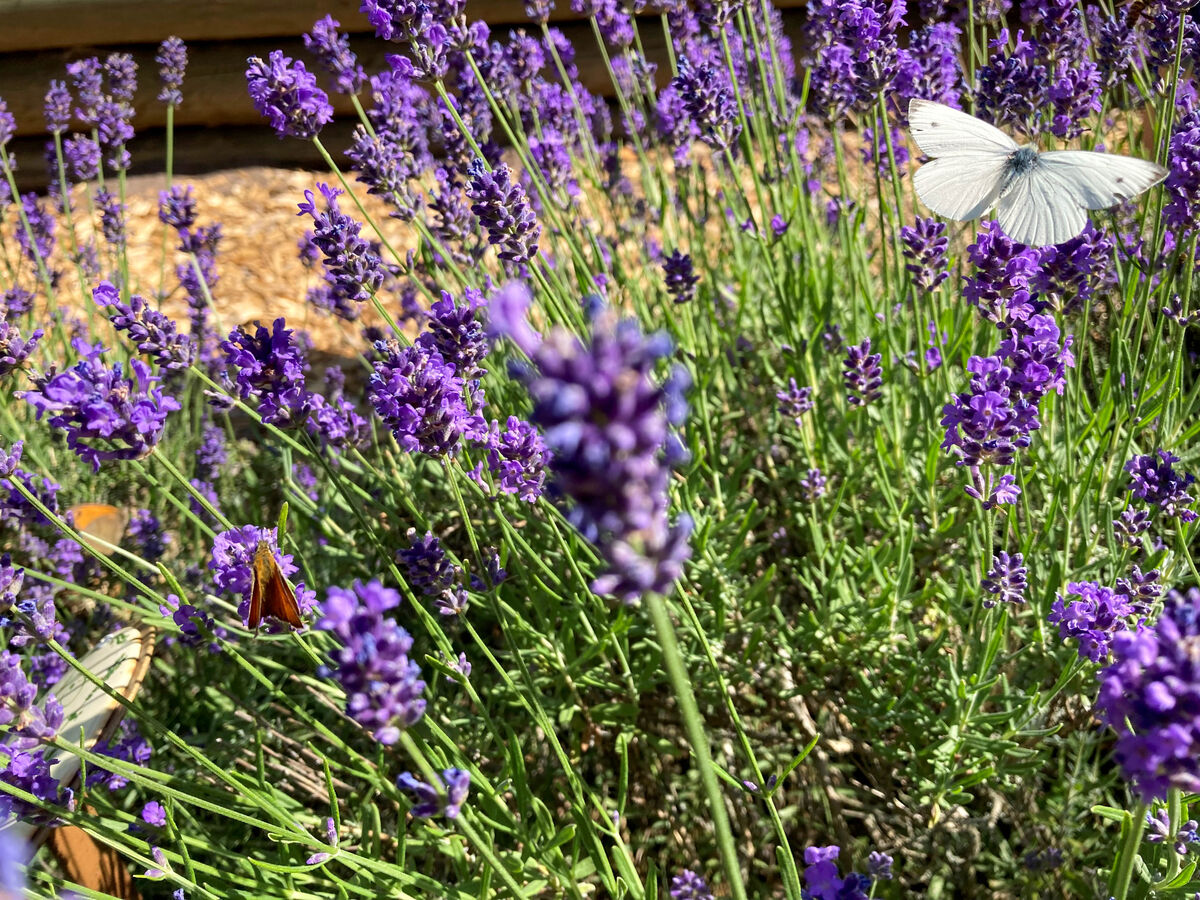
[[909, 98, 1168, 247], [247, 540, 303, 629]]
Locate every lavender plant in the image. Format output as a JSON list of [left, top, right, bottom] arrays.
[[0, 2, 1199, 899]]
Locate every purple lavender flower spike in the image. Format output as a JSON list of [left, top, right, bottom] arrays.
[[465, 158, 540, 266], [316, 580, 426, 744], [663, 250, 699, 304], [245, 51, 333, 140], [499, 300, 693, 603], [303, 16, 365, 96], [981, 551, 1026, 607], [368, 339, 484, 456], [843, 339, 883, 407], [95, 189, 127, 251], [0, 321, 43, 377], [397, 529, 457, 596], [483, 416, 551, 502], [1125, 450, 1198, 522], [669, 869, 713, 900], [776, 378, 813, 426], [900, 217, 949, 293], [296, 183, 385, 308], [1048, 581, 1136, 663], [1097, 588, 1200, 802], [20, 341, 180, 471], [156, 37, 188, 105], [396, 768, 470, 818], [220, 317, 311, 427]]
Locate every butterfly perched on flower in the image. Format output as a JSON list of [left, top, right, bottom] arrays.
[[247, 539, 303, 629], [909, 98, 1167, 247]]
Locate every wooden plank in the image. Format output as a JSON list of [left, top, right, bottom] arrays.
[[0, 0, 807, 55], [1, 18, 690, 137], [8, 120, 362, 192]]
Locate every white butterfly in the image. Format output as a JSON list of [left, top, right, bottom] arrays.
[[908, 98, 1168, 247]]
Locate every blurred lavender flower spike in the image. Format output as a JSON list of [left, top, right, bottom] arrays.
[[669, 869, 713, 900], [303, 16, 365, 96], [672, 57, 741, 154], [981, 551, 1026, 608], [316, 580, 426, 744], [245, 51, 333, 140], [867, 851, 894, 880], [396, 529, 457, 597], [396, 768, 470, 818], [158, 185, 196, 231], [20, 340, 180, 471], [1097, 588, 1200, 802], [776, 378, 813, 426], [663, 250, 699, 304], [44, 80, 71, 134], [156, 36, 188, 105], [505, 299, 693, 603], [0, 320, 43, 378]]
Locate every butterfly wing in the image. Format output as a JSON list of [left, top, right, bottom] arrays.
[[908, 98, 1019, 158], [1035, 151, 1168, 210], [262, 564, 303, 628], [994, 160, 1089, 247], [913, 153, 1011, 222], [248, 540, 302, 629]]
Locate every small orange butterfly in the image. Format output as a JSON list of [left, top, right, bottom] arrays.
[[69, 503, 127, 555], [247, 540, 303, 629]]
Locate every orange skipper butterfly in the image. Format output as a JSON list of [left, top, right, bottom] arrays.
[[247, 540, 303, 629]]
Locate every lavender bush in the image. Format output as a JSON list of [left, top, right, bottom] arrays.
[[1, 2, 1199, 898]]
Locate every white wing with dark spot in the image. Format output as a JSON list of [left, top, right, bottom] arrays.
[[908, 98, 1018, 158], [1036, 151, 1169, 209]]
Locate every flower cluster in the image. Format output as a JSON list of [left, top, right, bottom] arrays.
[[981, 552, 1027, 608], [245, 51, 333, 140], [220, 318, 311, 427], [1048, 580, 1137, 663], [492, 285, 692, 603], [1097, 588, 1200, 802], [93, 282, 195, 371], [316, 580, 426, 744], [1124, 450, 1197, 523], [20, 341, 180, 471], [297, 183, 386, 313]]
